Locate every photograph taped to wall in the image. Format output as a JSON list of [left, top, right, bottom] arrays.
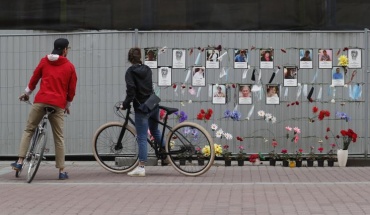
[[172, 49, 186, 69], [158, 66, 172, 86], [238, 84, 252, 104], [318, 49, 333, 69], [266, 85, 280, 105], [144, 48, 158, 69], [299, 49, 313, 69], [206, 49, 220, 68], [283, 66, 298, 87], [212, 84, 227, 104], [331, 66, 345, 86], [347, 48, 362, 69], [260, 49, 274, 69], [234, 49, 248, 69], [192, 66, 206, 86]]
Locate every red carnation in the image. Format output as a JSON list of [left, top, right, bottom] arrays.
[[295, 101, 299, 105], [200, 109, 205, 114], [325, 135, 329, 140], [326, 127, 330, 132], [196, 113, 205, 120], [312, 106, 319, 113], [172, 84, 177, 88]]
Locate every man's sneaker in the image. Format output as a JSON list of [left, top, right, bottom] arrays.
[[127, 166, 145, 177], [10, 162, 22, 171], [59, 172, 69, 180]]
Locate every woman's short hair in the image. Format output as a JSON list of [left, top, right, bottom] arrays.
[[128, 48, 142, 64]]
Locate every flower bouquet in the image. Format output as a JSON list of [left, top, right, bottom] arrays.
[[249, 154, 260, 165], [340, 128, 357, 150]]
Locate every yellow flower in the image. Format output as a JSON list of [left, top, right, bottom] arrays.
[[202, 146, 211, 157], [214, 143, 223, 157], [338, 55, 348, 67]]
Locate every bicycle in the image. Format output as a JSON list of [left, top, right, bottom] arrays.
[[14, 101, 54, 183], [92, 102, 215, 176]]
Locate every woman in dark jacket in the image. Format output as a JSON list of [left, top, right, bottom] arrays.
[[121, 48, 164, 177]]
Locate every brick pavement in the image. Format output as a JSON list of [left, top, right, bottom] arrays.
[[1, 160, 370, 215]]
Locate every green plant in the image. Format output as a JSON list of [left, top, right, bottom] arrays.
[[327, 143, 337, 161], [222, 144, 232, 161], [295, 148, 303, 161], [236, 145, 246, 160], [307, 146, 317, 161], [281, 148, 289, 161]]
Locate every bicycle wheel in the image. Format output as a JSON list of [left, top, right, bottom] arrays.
[[166, 122, 214, 176], [92, 122, 139, 173], [27, 132, 47, 183]]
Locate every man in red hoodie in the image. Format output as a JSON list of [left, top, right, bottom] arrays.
[[11, 38, 77, 180]]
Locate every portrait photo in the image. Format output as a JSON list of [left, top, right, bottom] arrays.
[[212, 84, 227, 104], [299, 49, 313, 69], [283, 66, 298, 87], [206, 49, 220, 69], [318, 49, 333, 69], [234, 49, 248, 69], [144, 48, 158, 69], [191, 66, 206, 87], [347, 48, 362, 69], [331, 67, 345, 86], [260, 49, 274, 69], [158, 66, 172, 86], [172, 49, 186, 69], [266, 85, 280, 105], [238, 84, 252, 105]]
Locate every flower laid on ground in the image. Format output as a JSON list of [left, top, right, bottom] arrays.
[[222, 144, 232, 161], [338, 55, 349, 67], [196, 108, 213, 121], [307, 146, 317, 161], [309, 106, 330, 122], [224, 109, 242, 121], [174, 111, 188, 123], [249, 154, 259, 163], [257, 110, 277, 123], [335, 111, 351, 122], [285, 126, 301, 143], [268, 139, 279, 160], [340, 128, 358, 150], [236, 145, 247, 160]]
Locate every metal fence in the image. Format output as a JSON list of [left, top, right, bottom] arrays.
[[0, 29, 369, 157]]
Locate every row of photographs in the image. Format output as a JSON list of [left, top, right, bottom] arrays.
[[144, 48, 362, 69], [210, 84, 279, 105], [158, 66, 348, 87]]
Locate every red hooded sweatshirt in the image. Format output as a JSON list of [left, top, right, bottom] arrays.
[[26, 54, 77, 109]]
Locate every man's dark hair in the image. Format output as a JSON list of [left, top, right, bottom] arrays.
[[128, 48, 142, 64]]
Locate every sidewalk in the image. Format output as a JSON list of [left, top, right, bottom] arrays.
[[1, 160, 370, 215]]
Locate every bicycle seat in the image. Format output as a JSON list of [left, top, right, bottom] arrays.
[[44, 107, 55, 113], [159, 106, 178, 115]]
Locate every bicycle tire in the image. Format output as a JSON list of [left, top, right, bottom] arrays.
[[166, 122, 215, 176], [27, 132, 47, 183], [16, 128, 40, 178], [92, 121, 139, 173]]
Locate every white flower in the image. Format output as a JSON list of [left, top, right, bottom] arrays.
[[344, 84, 348, 88], [331, 99, 335, 103], [180, 102, 185, 106], [265, 113, 272, 119], [223, 133, 233, 140], [215, 129, 224, 138], [170, 140, 175, 149], [245, 117, 250, 120], [330, 85, 335, 88], [188, 100, 192, 103], [271, 116, 277, 123], [211, 123, 218, 131], [257, 110, 265, 117]]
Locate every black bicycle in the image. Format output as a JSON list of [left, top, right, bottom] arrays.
[[92, 103, 215, 176], [15, 101, 54, 183]]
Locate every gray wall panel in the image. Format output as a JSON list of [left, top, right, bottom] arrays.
[[0, 30, 368, 158]]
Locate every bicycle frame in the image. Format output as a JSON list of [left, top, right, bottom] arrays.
[[115, 106, 193, 159]]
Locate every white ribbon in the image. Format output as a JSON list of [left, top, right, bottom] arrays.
[[233, 104, 238, 111], [208, 84, 212, 97], [246, 105, 255, 120], [274, 68, 280, 75], [217, 51, 227, 61], [196, 87, 202, 97], [311, 70, 318, 83], [303, 84, 308, 97], [317, 86, 322, 101], [184, 68, 191, 82], [174, 85, 178, 97], [242, 69, 249, 79], [284, 87, 289, 99], [296, 83, 302, 100], [194, 52, 201, 65], [158, 46, 167, 55], [258, 69, 262, 83], [220, 67, 227, 78]]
